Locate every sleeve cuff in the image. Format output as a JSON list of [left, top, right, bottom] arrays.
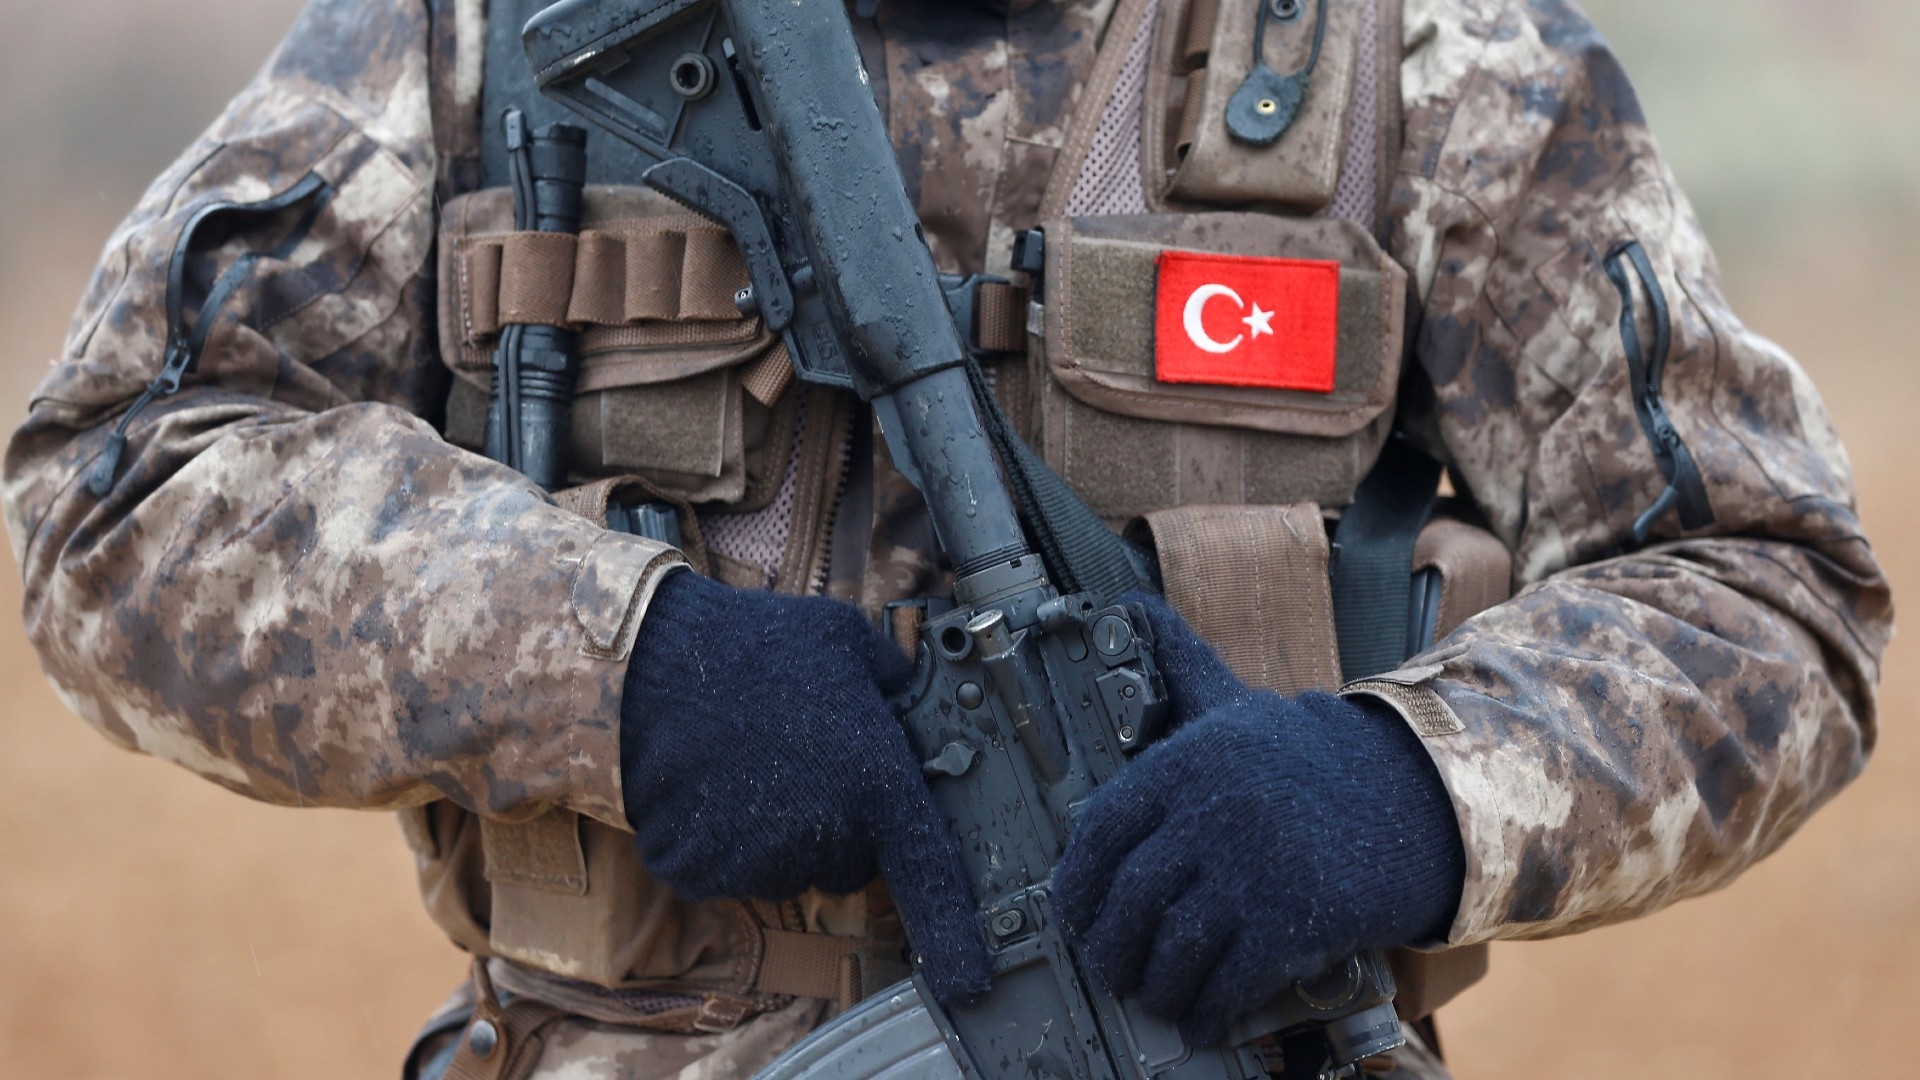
[[1343, 652, 1503, 948], [560, 526, 687, 822]]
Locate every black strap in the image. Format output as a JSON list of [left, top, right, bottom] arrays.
[[1332, 435, 1443, 683], [961, 353, 1156, 599]]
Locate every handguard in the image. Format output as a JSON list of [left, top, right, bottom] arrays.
[[522, 1, 1404, 1075]]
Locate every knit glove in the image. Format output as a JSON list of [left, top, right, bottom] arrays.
[[1053, 597, 1465, 1045], [620, 570, 991, 1003]]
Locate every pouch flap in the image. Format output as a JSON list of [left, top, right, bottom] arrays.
[[1142, 502, 1341, 695], [482, 811, 588, 897], [1389, 943, 1491, 1022], [1044, 212, 1404, 438], [554, 474, 713, 577]]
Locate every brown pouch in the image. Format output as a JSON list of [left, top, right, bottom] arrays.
[[1155, 0, 1365, 211], [1410, 514, 1514, 643], [405, 796, 897, 1011], [436, 185, 795, 509], [1385, 510, 1512, 1022], [1030, 211, 1405, 519]]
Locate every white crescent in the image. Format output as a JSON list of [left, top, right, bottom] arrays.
[[1183, 284, 1245, 355]]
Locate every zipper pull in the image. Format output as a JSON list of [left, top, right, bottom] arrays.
[[88, 170, 331, 498], [1604, 241, 1716, 542], [87, 338, 194, 497]]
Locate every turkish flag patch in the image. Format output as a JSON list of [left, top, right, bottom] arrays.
[[1154, 250, 1341, 393]]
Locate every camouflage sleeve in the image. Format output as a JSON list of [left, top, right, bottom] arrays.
[[1344, 0, 1893, 945], [0, 0, 682, 828]]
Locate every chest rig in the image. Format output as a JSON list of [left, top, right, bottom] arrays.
[[407, 0, 1493, 1041]]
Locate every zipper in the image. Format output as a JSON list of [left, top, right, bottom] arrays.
[[88, 172, 332, 497], [804, 392, 858, 596], [1602, 240, 1715, 544]]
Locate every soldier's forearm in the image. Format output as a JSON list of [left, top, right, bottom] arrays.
[[1349, 533, 1887, 945], [9, 391, 682, 825]]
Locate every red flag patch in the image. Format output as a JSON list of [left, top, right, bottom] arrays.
[[1154, 250, 1341, 393]]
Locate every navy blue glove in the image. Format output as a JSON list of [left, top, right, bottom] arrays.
[[1053, 598, 1464, 1045], [620, 570, 990, 1003]]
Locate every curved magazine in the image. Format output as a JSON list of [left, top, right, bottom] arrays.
[[752, 979, 968, 1080]]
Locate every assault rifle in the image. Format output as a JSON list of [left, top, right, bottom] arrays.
[[522, 2, 1405, 1077]]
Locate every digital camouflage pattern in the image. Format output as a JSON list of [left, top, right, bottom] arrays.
[[1345, 0, 1890, 946], [1, 0, 1892, 1074], [878, 0, 1115, 276], [1, 0, 683, 831]]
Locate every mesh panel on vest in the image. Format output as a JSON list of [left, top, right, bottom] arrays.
[[1327, 0, 1380, 228], [1065, 0, 1160, 218], [700, 395, 809, 589]]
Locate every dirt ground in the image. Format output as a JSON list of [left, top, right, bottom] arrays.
[[2, 1, 1916, 1076]]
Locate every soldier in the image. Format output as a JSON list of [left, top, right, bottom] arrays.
[[2, 0, 1890, 1078]]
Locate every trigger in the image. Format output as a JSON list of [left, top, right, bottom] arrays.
[[923, 741, 980, 779]]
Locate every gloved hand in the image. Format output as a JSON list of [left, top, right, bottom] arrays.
[[1053, 597, 1464, 1045], [620, 569, 990, 1003]]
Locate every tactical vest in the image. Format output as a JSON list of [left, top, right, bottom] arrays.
[[400, 0, 1496, 1036]]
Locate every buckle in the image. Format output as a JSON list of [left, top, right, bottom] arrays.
[[692, 993, 757, 1033]]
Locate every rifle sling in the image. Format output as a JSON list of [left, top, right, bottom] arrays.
[[1331, 435, 1443, 682]]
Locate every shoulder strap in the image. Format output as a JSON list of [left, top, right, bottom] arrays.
[[962, 350, 1158, 599]]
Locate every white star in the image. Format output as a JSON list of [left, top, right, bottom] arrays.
[[1242, 303, 1275, 339]]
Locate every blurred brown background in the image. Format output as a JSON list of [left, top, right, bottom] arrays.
[[1, 0, 1915, 1075]]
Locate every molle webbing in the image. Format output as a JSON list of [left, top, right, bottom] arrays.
[[753, 929, 882, 1008], [458, 220, 747, 335], [971, 280, 1030, 354], [452, 218, 795, 407]]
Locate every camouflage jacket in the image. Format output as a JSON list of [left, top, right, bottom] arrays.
[[2, 0, 1891, 965]]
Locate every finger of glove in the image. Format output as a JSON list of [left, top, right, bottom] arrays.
[[638, 808, 870, 902], [1136, 886, 1240, 1037], [865, 631, 917, 696], [1179, 934, 1313, 1048], [1130, 594, 1249, 720], [872, 779, 992, 1005], [1071, 828, 1200, 998], [1052, 766, 1174, 940]]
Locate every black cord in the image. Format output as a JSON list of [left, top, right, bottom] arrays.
[[1253, 0, 1328, 82]]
